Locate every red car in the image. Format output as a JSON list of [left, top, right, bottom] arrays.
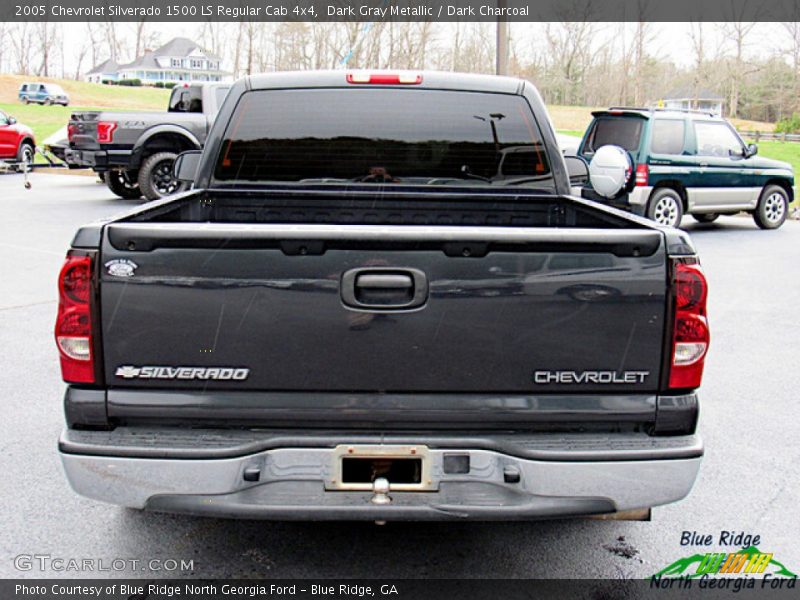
[[0, 109, 35, 164]]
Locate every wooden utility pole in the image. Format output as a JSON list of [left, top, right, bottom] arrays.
[[496, 20, 508, 75]]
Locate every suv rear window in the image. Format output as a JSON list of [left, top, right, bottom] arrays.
[[650, 119, 685, 154], [584, 117, 643, 153], [214, 88, 553, 188]]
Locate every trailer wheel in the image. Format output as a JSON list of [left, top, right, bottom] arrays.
[[137, 152, 188, 200], [106, 170, 142, 199]]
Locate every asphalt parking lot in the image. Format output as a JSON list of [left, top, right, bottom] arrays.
[[1, 172, 798, 579]]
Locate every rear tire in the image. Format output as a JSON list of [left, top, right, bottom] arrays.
[[646, 188, 684, 228], [753, 185, 789, 230], [106, 170, 142, 199], [692, 213, 719, 223], [44, 97, 52, 106], [21, 97, 29, 105], [137, 152, 188, 200]]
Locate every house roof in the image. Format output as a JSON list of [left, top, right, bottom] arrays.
[[154, 37, 222, 61], [86, 59, 118, 75], [663, 86, 724, 101], [117, 37, 223, 71]]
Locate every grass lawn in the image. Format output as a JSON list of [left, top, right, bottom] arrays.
[[0, 74, 169, 108], [1, 103, 94, 142], [744, 139, 800, 174], [1, 75, 170, 161], [747, 140, 800, 209]]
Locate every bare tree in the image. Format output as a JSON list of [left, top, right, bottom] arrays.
[[131, 18, 160, 59], [545, 21, 598, 105], [782, 22, 800, 114], [36, 22, 61, 77], [9, 23, 34, 74], [717, 19, 759, 118]]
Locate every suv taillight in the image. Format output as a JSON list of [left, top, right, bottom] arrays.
[[55, 254, 95, 383], [67, 124, 77, 142], [669, 261, 710, 389], [96, 121, 117, 144], [635, 163, 649, 186]]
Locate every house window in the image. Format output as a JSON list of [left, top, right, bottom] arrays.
[[190, 59, 203, 69], [171, 59, 181, 68]]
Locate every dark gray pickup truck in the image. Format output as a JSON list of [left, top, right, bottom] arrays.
[[66, 83, 229, 201], [56, 71, 709, 521]]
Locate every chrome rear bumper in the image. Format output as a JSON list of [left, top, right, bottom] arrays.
[[60, 428, 702, 520]]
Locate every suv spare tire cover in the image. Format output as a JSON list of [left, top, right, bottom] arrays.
[[588, 145, 632, 198]]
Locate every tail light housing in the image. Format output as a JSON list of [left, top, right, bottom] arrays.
[[96, 121, 117, 144], [635, 163, 649, 186], [67, 123, 77, 142], [55, 254, 96, 383], [668, 261, 709, 389]]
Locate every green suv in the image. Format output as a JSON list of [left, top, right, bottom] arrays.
[[578, 108, 794, 229]]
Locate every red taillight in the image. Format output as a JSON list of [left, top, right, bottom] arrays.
[[635, 163, 649, 186], [55, 254, 95, 383], [669, 262, 709, 390], [67, 124, 77, 142], [346, 72, 423, 85], [96, 121, 117, 144]]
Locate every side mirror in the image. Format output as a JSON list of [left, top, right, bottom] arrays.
[[588, 145, 632, 199], [173, 150, 202, 183], [7, 116, 16, 125], [746, 143, 758, 158], [563, 155, 589, 186]]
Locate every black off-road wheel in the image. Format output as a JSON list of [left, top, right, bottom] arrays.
[[137, 152, 188, 200], [106, 170, 142, 199]]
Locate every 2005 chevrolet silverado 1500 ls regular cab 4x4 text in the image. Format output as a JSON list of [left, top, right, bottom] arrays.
[[56, 71, 709, 521]]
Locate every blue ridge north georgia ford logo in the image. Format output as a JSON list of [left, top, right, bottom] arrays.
[[104, 259, 138, 277]]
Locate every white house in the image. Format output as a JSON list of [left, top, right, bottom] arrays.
[[85, 59, 119, 84], [85, 37, 230, 85], [657, 87, 725, 116]]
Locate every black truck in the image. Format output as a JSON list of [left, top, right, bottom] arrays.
[[66, 83, 229, 201], [56, 71, 709, 521]]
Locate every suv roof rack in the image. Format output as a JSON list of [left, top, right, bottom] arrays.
[[605, 106, 717, 117]]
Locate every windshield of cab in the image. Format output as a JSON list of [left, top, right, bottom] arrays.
[[213, 88, 554, 190]]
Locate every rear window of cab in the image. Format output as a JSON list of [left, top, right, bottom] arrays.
[[213, 88, 554, 188]]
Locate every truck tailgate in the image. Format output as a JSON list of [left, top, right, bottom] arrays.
[[99, 222, 667, 394]]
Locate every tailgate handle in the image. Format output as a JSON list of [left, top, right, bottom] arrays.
[[356, 273, 413, 289], [342, 268, 428, 310]]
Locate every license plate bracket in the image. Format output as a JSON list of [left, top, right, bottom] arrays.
[[326, 445, 435, 491]]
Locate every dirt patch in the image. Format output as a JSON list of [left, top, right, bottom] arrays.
[[603, 536, 641, 560]]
